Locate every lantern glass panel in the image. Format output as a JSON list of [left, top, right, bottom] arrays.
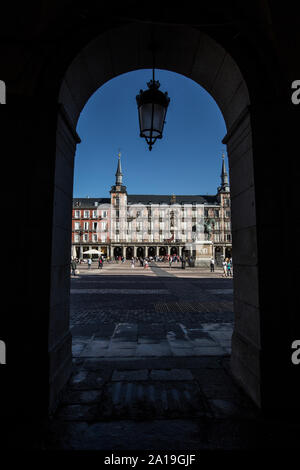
[[139, 103, 153, 135], [139, 103, 166, 137], [152, 103, 166, 134]]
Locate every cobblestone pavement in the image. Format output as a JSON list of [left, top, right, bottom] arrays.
[[44, 262, 300, 450]]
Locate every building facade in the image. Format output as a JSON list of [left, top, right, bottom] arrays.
[[72, 153, 232, 266]]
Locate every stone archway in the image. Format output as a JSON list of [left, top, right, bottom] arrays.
[[126, 246, 133, 259], [159, 247, 167, 257], [45, 19, 298, 417], [136, 247, 144, 258], [54, 23, 256, 409], [148, 247, 155, 257], [113, 247, 122, 259]]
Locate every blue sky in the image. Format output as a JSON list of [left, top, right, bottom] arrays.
[[73, 69, 228, 198]]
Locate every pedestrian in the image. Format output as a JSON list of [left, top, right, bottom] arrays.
[[144, 258, 149, 269], [222, 259, 227, 277], [210, 257, 215, 272], [169, 257, 172, 267], [87, 258, 92, 269], [71, 258, 77, 276], [131, 257, 135, 269], [227, 259, 232, 276], [98, 256, 103, 269]]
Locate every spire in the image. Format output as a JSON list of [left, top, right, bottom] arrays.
[[219, 153, 230, 192], [115, 151, 123, 185]]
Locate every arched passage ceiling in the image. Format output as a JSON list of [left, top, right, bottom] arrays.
[[59, 22, 250, 132]]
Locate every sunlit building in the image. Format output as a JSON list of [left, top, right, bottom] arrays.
[[72, 153, 232, 265]]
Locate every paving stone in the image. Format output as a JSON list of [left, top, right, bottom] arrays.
[[69, 371, 105, 390], [167, 339, 193, 348], [72, 342, 88, 356], [208, 331, 233, 340], [55, 404, 99, 421], [110, 340, 137, 348], [105, 347, 137, 357], [170, 348, 195, 357], [61, 390, 103, 404], [45, 420, 209, 450], [70, 370, 89, 385], [137, 337, 161, 344], [99, 381, 208, 419], [150, 369, 194, 381], [189, 338, 218, 347], [136, 342, 172, 357], [112, 369, 149, 381], [193, 347, 226, 356], [80, 340, 110, 357], [208, 399, 258, 419]]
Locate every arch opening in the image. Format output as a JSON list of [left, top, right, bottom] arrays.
[[51, 22, 260, 419]]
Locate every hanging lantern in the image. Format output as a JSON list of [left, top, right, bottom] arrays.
[[136, 76, 170, 151]]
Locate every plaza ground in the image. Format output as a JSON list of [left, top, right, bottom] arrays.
[[44, 261, 299, 450]]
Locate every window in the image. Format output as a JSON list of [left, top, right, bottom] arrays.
[[74, 210, 80, 219], [93, 222, 98, 230], [204, 209, 209, 217], [227, 234, 231, 241], [102, 211, 107, 218], [226, 210, 231, 218], [92, 234, 98, 242], [83, 234, 88, 242], [214, 209, 220, 218], [83, 210, 89, 218], [92, 210, 97, 218], [74, 234, 79, 242], [74, 222, 80, 230], [84, 221, 89, 230]]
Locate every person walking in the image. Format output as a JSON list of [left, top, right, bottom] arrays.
[[210, 257, 215, 272], [71, 258, 77, 276], [131, 257, 135, 269], [98, 256, 103, 269], [88, 258, 92, 269], [227, 259, 232, 277], [169, 256, 172, 268], [222, 258, 227, 277]]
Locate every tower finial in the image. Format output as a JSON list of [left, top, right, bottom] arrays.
[[115, 149, 123, 185], [220, 152, 229, 192]]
